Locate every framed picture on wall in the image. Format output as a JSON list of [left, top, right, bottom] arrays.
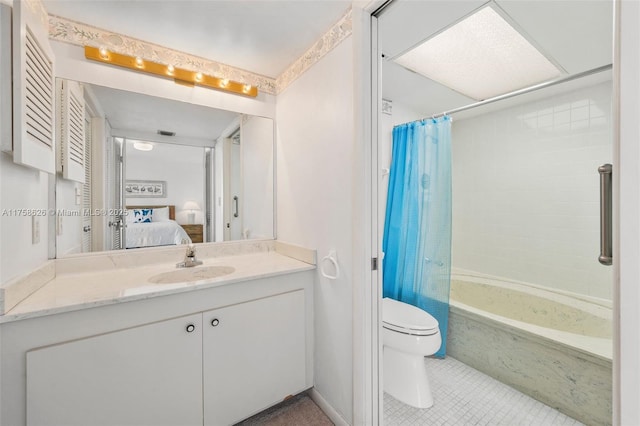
[[125, 180, 167, 198]]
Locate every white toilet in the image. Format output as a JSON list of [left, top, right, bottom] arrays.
[[382, 297, 442, 408]]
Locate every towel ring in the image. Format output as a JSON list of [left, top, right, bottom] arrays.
[[321, 249, 340, 280]]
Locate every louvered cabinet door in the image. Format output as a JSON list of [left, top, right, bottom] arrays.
[[0, 5, 11, 150], [12, 0, 55, 173], [56, 80, 85, 182]]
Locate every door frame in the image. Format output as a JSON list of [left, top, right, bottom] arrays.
[[360, 0, 638, 424], [615, 0, 640, 423], [353, 2, 387, 425]]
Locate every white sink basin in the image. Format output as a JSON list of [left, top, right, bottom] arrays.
[[148, 266, 235, 284]]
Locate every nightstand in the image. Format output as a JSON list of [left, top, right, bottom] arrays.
[[181, 224, 203, 243]]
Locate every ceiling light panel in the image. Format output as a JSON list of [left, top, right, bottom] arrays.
[[393, 6, 563, 101]]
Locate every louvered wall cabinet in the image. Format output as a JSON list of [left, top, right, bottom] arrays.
[[6, 0, 56, 173]]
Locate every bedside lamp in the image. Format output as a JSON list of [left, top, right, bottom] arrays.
[[183, 201, 200, 224]]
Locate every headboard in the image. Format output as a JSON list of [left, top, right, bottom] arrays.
[[127, 205, 175, 220]]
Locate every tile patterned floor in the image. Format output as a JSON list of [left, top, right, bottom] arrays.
[[384, 356, 584, 426]]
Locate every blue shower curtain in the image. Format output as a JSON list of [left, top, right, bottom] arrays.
[[383, 116, 452, 358]]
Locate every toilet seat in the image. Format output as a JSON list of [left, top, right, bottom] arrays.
[[383, 297, 439, 336]]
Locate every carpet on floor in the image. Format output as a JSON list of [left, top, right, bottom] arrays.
[[234, 393, 334, 426]]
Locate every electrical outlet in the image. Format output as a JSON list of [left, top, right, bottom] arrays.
[[32, 216, 40, 244]]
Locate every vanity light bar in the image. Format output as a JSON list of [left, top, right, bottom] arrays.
[[84, 46, 258, 97]]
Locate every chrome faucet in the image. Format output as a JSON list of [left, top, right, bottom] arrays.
[[177, 244, 203, 268]]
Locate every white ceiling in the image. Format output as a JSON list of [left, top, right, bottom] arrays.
[[44, 0, 614, 123], [42, 0, 352, 78], [379, 0, 614, 118], [89, 84, 240, 143]]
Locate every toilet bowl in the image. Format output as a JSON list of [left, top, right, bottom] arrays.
[[383, 297, 442, 408]]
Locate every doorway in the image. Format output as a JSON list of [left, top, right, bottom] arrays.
[[372, 1, 615, 424]]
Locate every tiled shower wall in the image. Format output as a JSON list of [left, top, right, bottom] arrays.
[[451, 82, 613, 300]]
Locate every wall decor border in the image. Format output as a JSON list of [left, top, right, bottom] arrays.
[[47, 6, 352, 96], [47, 15, 277, 95], [275, 7, 352, 93]]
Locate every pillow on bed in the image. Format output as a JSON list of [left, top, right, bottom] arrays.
[[132, 208, 153, 223], [152, 207, 170, 222]]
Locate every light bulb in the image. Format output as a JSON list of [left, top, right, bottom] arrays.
[[167, 64, 175, 75], [243, 84, 252, 93], [220, 79, 229, 88], [135, 57, 144, 68], [133, 141, 153, 151], [99, 47, 109, 59], [195, 72, 203, 81]]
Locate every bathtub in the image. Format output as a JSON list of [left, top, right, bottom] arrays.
[[447, 272, 612, 426]]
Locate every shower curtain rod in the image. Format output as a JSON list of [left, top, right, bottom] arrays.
[[428, 64, 613, 120]]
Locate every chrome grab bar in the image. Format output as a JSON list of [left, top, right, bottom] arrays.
[[233, 196, 239, 218], [598, 164, 613, 266]]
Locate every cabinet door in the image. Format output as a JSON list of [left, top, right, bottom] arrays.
[[26, 314, 203, 426], [203, 290, 306, 425], [12, 0, 56, 172]]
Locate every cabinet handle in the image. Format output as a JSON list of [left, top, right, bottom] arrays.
[[211, 318, 220, 327], [186, 324, 195, 333]]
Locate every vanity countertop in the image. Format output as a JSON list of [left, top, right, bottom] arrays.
[[2, 244, 315, 324]]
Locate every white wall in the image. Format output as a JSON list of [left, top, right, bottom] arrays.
[[0, 154, 50, 284], [0, 1, 50, 286], [242, 115, 274, 239], [276, 38, 354, 423], [451, 82, 613, 300], [126, 141, 205, 225], [55, 178, 83, 256]]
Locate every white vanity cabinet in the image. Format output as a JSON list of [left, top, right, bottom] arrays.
[[203, 289, 306, 425], [26, 313, 204, 426], [22, 288, 309, 426]]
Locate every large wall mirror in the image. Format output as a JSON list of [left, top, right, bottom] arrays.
[[55, 80, 274, 257]]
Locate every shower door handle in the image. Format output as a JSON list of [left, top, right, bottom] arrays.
[[598, 164, 613, 266]]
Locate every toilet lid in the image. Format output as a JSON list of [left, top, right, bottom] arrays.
[[382, 297, 439, 335]]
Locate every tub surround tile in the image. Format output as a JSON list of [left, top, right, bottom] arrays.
[[451, 83, 613, 301], [450, 272, 613, 361], [452, 268, 613, 309], [0, 261, 55, 315], [448, 309, 612, 426], [2, 240, 316, 323]]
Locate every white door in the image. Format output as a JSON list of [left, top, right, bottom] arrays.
[[223, 134, 242, 240], [106, 136, 125, 249], [26, 313, 203, 426], [203, 291, 306, 425]]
